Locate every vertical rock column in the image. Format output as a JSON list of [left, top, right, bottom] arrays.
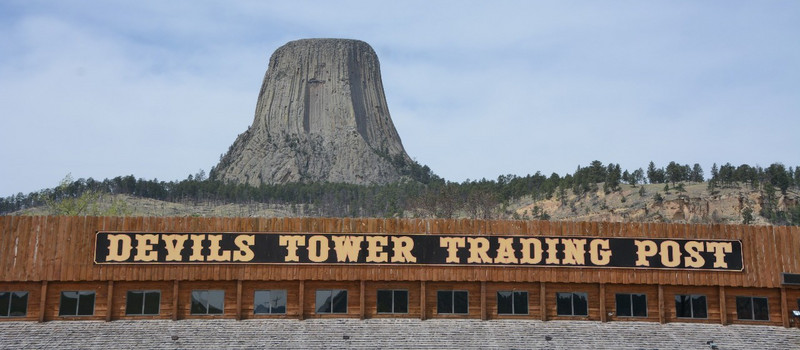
[[212, 39, 413, 185]]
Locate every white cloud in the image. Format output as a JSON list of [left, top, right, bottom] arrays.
[[1, 1, 799, 196]]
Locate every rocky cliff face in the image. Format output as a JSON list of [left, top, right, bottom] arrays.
[[212, 39, 412, 185], [513, 182, 799, 225]]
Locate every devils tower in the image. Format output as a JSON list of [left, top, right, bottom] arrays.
[[211, 39, 414, 185]]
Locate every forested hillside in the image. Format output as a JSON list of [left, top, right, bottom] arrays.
[[3, 161, 799, 226]]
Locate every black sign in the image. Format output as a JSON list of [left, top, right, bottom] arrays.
[[94, 232, 743, 271]]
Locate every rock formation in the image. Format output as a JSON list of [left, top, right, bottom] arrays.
[[212, 39, 413, 185]]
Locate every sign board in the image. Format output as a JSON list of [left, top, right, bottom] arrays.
[[94, 232, 743, 271]]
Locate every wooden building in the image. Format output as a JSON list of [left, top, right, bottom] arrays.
[[1, 216, 799, 328]]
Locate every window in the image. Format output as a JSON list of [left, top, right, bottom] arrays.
[[125, 290, 160, 316], [736, 296, 769, 321], [254, 290, 287, 314], [675, 294, 707, 319], [316, 289, 347, 314], [377, 290, 408, 314], [59, 291, 95, 316], [191, 290, 224, 315], [437, 290, 468, 314], [0, 291, 28, 317], [615, 293, 647, 317], [556, 292, 588, 316], [497, 291, 528, 315]]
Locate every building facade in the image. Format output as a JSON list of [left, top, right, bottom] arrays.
[[1, 216, 799, 328]]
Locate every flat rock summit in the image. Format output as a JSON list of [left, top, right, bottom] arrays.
[[211, 39, 413, 185]]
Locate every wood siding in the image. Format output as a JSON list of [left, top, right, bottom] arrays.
[[603, 284, 660, 323], [724, 287, 783, 327], [241, 281, 300, 319], [44, 282, 108, 322], [363, 281, 421, 319], [1, 216, 798, 287], [485, 282, 541, 320], [111, 281, 174, 320], [545, 283, 601, 321], [2, 280, 799, 326], [425, 282, 481, 319], [302, 281, 361, 318], [662, 286, 721, 324]]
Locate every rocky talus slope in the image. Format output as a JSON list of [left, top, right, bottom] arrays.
[[212, 39, 412, 185]]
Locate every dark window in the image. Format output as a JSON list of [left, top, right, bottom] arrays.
[[736, 296, 769, 321], [316, 289, 347, 314], [675, 294, 707, 319], [254, 290, 287, 314], [59, 291, 95, 316], [126, 290, 160, 316], [497, 291, 528, 315], [377, 290, 408, 314], [437, 290, 468, 314], [556, 292, 588, 316], [190, 290, 224, 315], [615, 293, 647, 317], [0, 291, 28, 317]]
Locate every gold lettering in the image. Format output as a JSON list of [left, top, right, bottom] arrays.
[[545, 238, 560, 264], [189, 234, 205, 262], [134, 234, 159, 262], [162, 234, 188, 262], [206, 234, 231, 262], [307, 235, 329, 262], [561, 238, 586, 265], [705, 242, 733, 268], [105, 234, 132, 262], [279, 235, 306, 262], [366, 236, 389, 263], [331, 236, 365, 262], [233, 235, 255, 262], [660, 240, 681, 267], [683, 241, 705, 268], [439, 237, 466, 263], [589, 239, 612, 265], [391, 236, 416, 263], [494, 238, 518, 264], [634, 240, 657, 266], [467, 237, 492, 263], [519, 238, 542, 264]]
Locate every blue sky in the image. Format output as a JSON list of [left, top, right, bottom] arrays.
[[1, 1, 799, 197]]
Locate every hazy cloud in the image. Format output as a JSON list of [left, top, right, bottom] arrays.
[[1, 1, 798, 196]]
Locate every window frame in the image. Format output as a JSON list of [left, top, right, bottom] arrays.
[[615, 293, 648, 317], [556, 292, 589, 316], [315, 289, 348, 314], [437, 290, 469, 315], [674, 294, 708, 319], [190, 289, 225, 315], [125, 290, 161, 316], [0, 291, 29, 317], [376, 289, 409, 314], [253, 289, 287, 315], [735, 296, 769, 321], [496, 290, 529, 315], [58, 290, 96, 316]]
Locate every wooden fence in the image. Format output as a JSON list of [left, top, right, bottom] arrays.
[[1, 216, 798, 288]]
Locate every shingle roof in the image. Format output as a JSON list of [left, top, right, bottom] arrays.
[[1, 319, 799, 349]]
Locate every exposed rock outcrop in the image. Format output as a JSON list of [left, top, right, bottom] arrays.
[[212, 39, 412, 185], [513, 182, 800, 225]]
